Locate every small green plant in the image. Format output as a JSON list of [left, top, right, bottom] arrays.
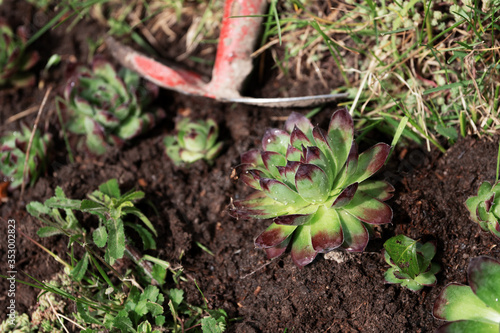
[[383, 235, 440, 292], [231, 108, 393, 267], [28, 178, 157, 265], [164, 118, 223, 165], [23, 179, 228, 332], [433, 256, 500, 332], [62, 58, 165, 154], [0, 312, 35, 332], [0, 19, 39, 88], [0, 124, 50, 189], [465, 181, 500, 239]]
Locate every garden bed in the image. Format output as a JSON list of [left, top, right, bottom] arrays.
[[1, 1, 500, 332]]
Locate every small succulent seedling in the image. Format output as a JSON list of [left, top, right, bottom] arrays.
[[383, 235, 440, 292], [0, 124, 50, 189], [0, 19, 39, 88], [465, 181, 500, 239], [164, 118, 223, 165], [62, 58, 165, 154], [231, 108, 393, 267], [434, 256, 500, 332]]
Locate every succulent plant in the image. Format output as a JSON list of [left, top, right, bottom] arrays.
[[383, 235, 440, 292], [434, 256, 500, 332], [0, 19, 39, 88], [231, 108, 393, 267], [164, 118, 223, 165], [0, 124, 50, 189], [465, 181, 500, 239], [62, 58, 165, 155]]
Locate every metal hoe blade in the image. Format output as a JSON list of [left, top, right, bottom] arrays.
[[107, 0, 347, 108]]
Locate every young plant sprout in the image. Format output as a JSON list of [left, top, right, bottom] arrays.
[[465, 181, 500, 239], [164, 118, 223, 165], [0, 19, 39, 88], [231, 108, 393, 267], [434, 256, 500, 332], [383, 235, 440, 292], [0, 124, 50, 189], [62, 58, 165, 154]]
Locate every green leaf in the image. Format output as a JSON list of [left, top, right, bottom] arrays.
[[383, 235, 420, 279], [71, 252, 89, 282], [80, 199, 106, 212], [155, 315, 166, 327], [44, 196, 81, 210], [142, 285, 160, 302], [433, 283, 500, 324], [151, 264, 166, 286], [92, 226, 108, 248], [37, 226, 63, 238], [122, 207, 157, 237], [119, 190, 145, 203], [146, 302, 163, 317], [169, 289, 184, 310], [76, 303, 101, 325], [99, 178, 121, 198], [435, 124, 458, 142], [468, 257, 500, 313], [125, 222, 156, 250], [201, 316, 225, 333], [26, 201, 51, 217], [107, 218, 125, 261], [113, 315, 135, 333]]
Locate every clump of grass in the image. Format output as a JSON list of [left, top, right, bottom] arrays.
[[259, 0, 500, 150]]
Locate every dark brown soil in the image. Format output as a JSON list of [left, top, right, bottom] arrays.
[[1, 1, 500, 332]]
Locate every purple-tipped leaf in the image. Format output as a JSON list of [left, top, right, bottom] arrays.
[[295, 164, 330, 204], [232, 191, 291, 219], [312, 127, 337, 178], [255, 222, 297, 249], [357, 180, 395, 201], [262, 128, 290, 155], [262, 151, 287, 178], [343, 188, 392, 225], [277, 160, 300, 189], [327, 108, 354, 171], [290, 126, 311, 150], [290, 225, 318, 267], [265, 236, 291, 259], [260, 178, 305, 205], [285, 112, 313, 135], [433, 283, 500, 323], [285, 144, 303, 162], [305, 146, 333, 184], [338, 210, 369, 252], [331, 183, 358, 208], [241, 149, 263, 166], [274, 214, 312, 226], [309, 206, 343, 252], [468, 256, 500, 313], [487, 221, 500, 239], [346, 143, 390, 185], [239, 169, 264, 190]]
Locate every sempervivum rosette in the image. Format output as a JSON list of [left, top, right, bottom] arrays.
[[232, 108, 394, 267], [0, 19, 39, 88], [465, 181, 500, 239], [0, 124, 50, 189], [62, 58, 165, 155]]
